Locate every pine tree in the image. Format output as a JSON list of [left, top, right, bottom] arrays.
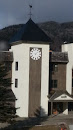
[[0, 62, 16, 122]]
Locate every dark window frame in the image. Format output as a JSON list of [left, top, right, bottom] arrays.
[[15, 79, 18, 88], [52, 64, 58, 72], [15, 62, 18, 71], [51, 80, 57, 88]]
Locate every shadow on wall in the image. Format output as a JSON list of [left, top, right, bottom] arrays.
[[34, 107, 47, 117], [2, 107, 48, 130]]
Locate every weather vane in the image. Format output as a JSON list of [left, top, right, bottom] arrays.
[[29, 5, 32, 19]]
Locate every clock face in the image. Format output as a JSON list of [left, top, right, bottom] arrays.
[[30, 48, 41, 60]]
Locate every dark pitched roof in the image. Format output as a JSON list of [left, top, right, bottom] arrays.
[[0, 51, 13, 62], [10, 19, 51, 44], [50, 52, 68, 63], [48, 90, 73, 102]]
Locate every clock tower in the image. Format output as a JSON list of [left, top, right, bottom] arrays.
[[9, 19, 51, 117]]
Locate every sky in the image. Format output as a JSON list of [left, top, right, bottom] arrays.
[[0, 0, 73, 29]]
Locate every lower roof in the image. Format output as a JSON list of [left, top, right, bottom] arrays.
[[48, 90, 73, 102], [50, 52, 68, 63], [0, 51, 13, 62]]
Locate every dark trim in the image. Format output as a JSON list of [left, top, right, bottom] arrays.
[[15, 79, 18, 88], [11, 40, 49, 46], [49, 100, 73, 102], [15, 62, 18, 71], [28, 48, 42, 117]]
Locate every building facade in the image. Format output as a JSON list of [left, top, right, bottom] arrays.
[[9, 19, 50, 117], [49, 51, 73, 115], [0, 19, 73, 117], [9, 42, 49, 117]]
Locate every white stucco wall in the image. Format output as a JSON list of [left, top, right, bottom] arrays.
[[40, 44, 49, 116], [62, 43, 73, 94], [10, 42, 49, 117], [69, 125, 73, 130]]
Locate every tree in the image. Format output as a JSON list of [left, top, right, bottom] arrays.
[[0, 62, 16, 122]]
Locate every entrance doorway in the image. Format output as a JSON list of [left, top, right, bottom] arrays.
[[68, 102, 73, 114], [53, 102, 63, 114], [48, 102, 63, 115]]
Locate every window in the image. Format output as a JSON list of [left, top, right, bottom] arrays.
[[51, 80, 57, 88], [15, 79, 18, 88], [54, 64, 58, 71], [52, 64, 58, 72], [15, 62, 18, 71]]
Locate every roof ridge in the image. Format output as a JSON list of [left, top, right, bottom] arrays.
[[49, 91, 56, 100]]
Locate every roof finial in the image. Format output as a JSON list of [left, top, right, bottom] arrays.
[[29, 5, 32, 19]]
